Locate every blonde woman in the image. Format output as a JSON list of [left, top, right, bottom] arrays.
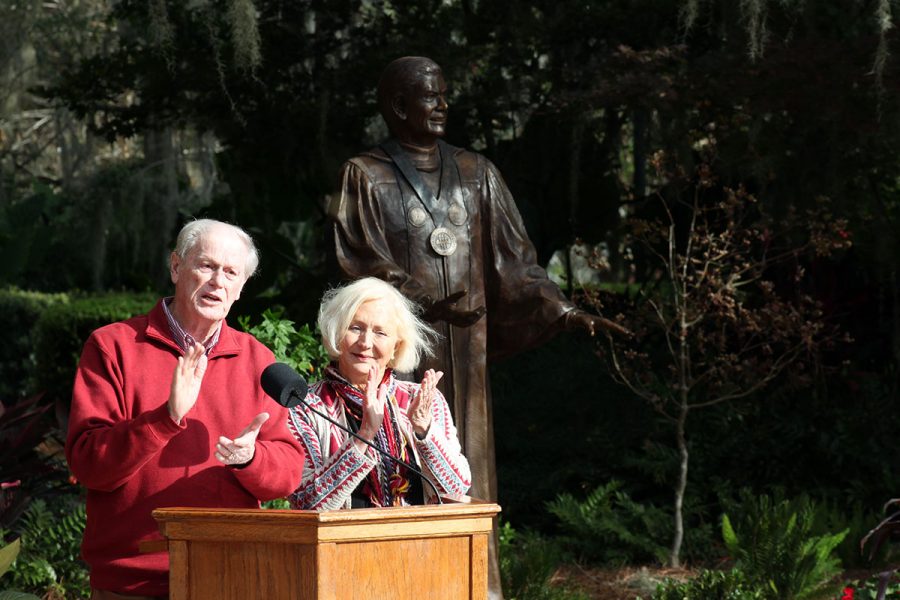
[[287, 277, 470, 509]]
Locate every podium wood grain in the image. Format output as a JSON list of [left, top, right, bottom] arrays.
[[153, 497, 500, 600]]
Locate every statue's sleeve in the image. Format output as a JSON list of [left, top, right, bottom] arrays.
[[331, 159, 429, 302], [482, 158, 576, 361]]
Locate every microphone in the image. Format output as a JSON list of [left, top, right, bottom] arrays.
[[260, 362, 309, 409], [259, 363, 443, 505]]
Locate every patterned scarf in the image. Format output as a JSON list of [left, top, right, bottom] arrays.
[[324, 365, 413, 507]]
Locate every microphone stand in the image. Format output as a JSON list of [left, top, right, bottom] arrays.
[[290, 390, 444, 505]]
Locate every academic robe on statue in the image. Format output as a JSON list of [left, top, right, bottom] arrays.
[[331, 139, 578, 505]]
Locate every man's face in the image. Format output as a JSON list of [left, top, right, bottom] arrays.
[[396, 70, 448, 145], [170, 225, 248, 334]]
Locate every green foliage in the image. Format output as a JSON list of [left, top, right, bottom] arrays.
[[548, 480, 670, 565], [492, 335, 652, 530], [238, 308, 328, 379], [5, 3, 900, 590], [260, 498, 290, 510], [0, 164, 179, 294], [681, 374, 900, 540], [0, 539, 20, 577], [0, 394, 71, 531], [586, 181, 849, 567], [818, 500, 889, 570], [31, 292, 156, 403], [1, 497, 89, 599], [839, 573, 900, 600], [721, 491, 847, 600], [650, 568, 766, 600], [0, 288, 69, 401], [498, 521, 588, 600]]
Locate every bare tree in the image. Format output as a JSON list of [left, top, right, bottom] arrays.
[[585, 157, 852, 567]]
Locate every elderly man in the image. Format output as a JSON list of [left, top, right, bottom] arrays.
[[66, 219, 305, 600], [331, 56, 625, 598]]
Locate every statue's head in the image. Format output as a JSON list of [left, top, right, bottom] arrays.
[[377, 56, 447, 146]]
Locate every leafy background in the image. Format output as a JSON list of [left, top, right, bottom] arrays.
[[3, 0, 900, 597]]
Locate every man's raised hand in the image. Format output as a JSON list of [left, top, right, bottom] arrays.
[[168, 342, 208, 425]]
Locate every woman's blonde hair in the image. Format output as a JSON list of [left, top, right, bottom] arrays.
[[318, 277, 436, 372]]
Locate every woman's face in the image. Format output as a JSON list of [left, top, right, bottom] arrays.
[[337, 298, 401, 388]]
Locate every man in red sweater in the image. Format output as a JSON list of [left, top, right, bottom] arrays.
[[66, 219, 305, 600]]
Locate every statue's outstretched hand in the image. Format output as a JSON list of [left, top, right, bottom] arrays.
[[423, 289, 486, 327], [565, 309, 631, 338]]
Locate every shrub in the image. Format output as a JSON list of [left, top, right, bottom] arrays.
[[0, 393, 71, 530], [839, 572, 900, 600], [499, 521, 588, 600], [0, 288, 68, 402], [548, 480, 670, 565], [0, 496, 88, 599], [817, 500, 891, 570], [491, 334, 650, 531], [31, 292, 156, 406], [722, 491, 847, 599], [238, 308, 328, 378], [650, 568, 765, 600]]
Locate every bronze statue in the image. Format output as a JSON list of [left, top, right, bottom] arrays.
[[330, 56, 624, 597]]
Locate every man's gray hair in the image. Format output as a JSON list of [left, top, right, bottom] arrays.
[[173, 219, 259, 279], [318, 277, 437, 373]]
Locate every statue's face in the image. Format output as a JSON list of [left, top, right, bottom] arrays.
[[395, 70, 447, 145]]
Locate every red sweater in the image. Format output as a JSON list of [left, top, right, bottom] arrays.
[[65, 301, 305, 595]]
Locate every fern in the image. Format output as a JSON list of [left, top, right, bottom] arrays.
[[650, 568, 766, 600], [548, 480, 669, 565], [1, 497, 89, 598], [722, 491, 847, 600], [498, 521, 588, 600]]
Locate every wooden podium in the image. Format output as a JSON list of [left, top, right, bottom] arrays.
[[152, 497, 500, 600]]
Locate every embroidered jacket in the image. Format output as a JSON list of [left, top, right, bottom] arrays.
[[287, 370, 471, 510]]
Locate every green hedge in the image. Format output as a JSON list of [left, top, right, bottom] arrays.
[[0, 289, 69, 402], [30, 292, 156, 407]]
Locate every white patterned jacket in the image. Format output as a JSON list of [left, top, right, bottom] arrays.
[[287, 372, 471, 510]]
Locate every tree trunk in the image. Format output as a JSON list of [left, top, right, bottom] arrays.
[[632, 108, 648, 199], [565, 114, 585, 296], [142, 127, 180, 289], [670, 400, 689, 568], [55, 108, 77, 190], [892, 269, 900, 396], [89, 192, 112, 291]]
